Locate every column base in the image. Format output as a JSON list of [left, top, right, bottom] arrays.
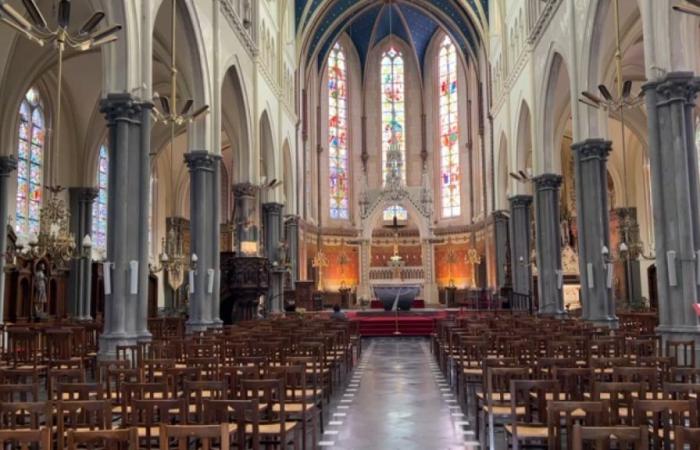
[[186, 319, 213, 333], [98, 332, 139, 361], [657, 325, 700, 367], [587, 315, 619, 329], [137, 330, 153, 342]]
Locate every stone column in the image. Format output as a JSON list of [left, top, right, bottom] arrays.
[[284, 215, 300, 284], [0, 156, 17, 325], [493, 211, 510, 289], [211, 157, 222, 326], [533, 174, 565, 316], [137, 104, 153, 340], [644, 72, 700, 353], [358, 239, 371, 301], [612, 207, 644, 308], [509, 195, 533, 296], [422, 239, 438, 305], [99, 93, 151, 359], [68, 187, 98, 319], [263, 202, 284, 313], [572, 139, 617, 326], [184, 151, 219, 331], [233, 183, 257, 252]]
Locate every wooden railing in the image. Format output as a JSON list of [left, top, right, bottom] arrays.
[[369, 266, 424, 281]]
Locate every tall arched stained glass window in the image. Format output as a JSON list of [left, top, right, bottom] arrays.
[[328, 42, 349, 220], [439, 36, 460, 217], [381, 46, 407, 221], [16, 87, 44, 236], [92, 144, 108, 251]]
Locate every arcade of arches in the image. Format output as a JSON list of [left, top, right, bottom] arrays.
[[3, 0, 700, 448]]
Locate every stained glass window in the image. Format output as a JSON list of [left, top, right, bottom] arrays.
[[92, 144, 108, 251], [16, 87, 44, 236], [439, 36, 460, 218], [328, 42, 349, 220], [381, 46, 407, 221]]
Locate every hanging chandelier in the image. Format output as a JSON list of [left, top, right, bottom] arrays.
[[0, 0, 121, 265]]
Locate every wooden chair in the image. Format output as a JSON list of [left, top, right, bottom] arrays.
[[183, 380, 226, 424], [482, 366, 529, 449], [592, 382, 645, 425], [670, 367, 700, 383], [241, 379, 299, 449], [612, 367, 661, 399], [66, 428, 138, 450], [270, 364, 319, 450], [56, 400, 113, 449], [203, 399, 260, 450], [47, 367, 85, 400], [674, 426, 700, 450], [0, 427, 51, 449], [126, 398, 188, 447], [632, 399, 697, 450], [505, 379, 559, 449], [571, 425, 648, 450], [158, 424, 229, 450], [554, 367, 595, 401], [666, 340, 695, 367], [0, 384, 39, 402], [547, 400, 609, 450], [0, 402, 51, 429], [57, 382, 104, 401]]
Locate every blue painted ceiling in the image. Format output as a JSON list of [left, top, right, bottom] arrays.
[[298, 1, 487, 73]]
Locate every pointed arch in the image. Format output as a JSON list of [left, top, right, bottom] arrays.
[[541, 52, 571, 174], [259, 110, 276, 202], [514, 100, 533, 194]]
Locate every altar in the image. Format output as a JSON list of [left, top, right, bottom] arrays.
[[373, 283, 421, 311]]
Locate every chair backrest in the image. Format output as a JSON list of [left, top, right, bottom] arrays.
[[547, 400, 609, 450], [553, 367, 595, 401], [0, 368, 40, 385], [158, 424, 229, 450], [486, 367, 529, 406], [220, 365, 259, 399], [47, 368, 85, 400], [203, 399, 260, 450], [511, 379, 559, 425], [58, 383, 104, 401], [184, 380, 226, 423], [592, 381, 645, 425], [0, 384, 39, 402], [240, 379, 285, 424], [0, 402, 51, 429], [127, 399, 188, 444], [632, 399, 697, 450], [670, 367, 700, 383], [56, 400, 112, 449], [66, 428, 138, 450], [571, 425, 648, 450], [674, 426, 700, 450], [612, 367, 660, 398], [0, 427, 51, 449], [666, 339, 695, 367]]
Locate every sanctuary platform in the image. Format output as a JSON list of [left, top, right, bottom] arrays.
[[346, 309, 453, 336]]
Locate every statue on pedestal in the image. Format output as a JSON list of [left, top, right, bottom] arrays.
[[33, 263, 47, 319]]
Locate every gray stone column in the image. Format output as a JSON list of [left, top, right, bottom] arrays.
[[0, 156, 17, 325], [644, 72, 700, 352], [99, 93, 151, 359], [509, 195, 533, 296], [68, 187, 98, 320], [211, 157, 222, 326], [263, 202, 284, 313], [184, 151, 220, 331], [233, 183, 258, 252], [284, 215, 300, 284], [612, 207, 644, 308], [493, 211, 510, 289], [572, 139, 617, 326], [533, 174, 565, 316], [137, 104, 153, 340], [358, 239, 371, 301]]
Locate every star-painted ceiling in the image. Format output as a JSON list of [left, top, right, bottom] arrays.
[[297, 0, 488, 73]]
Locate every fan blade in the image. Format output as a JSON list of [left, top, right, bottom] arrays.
[[518, 170, 528, 180], [579, 97, 600, 109], [598, 84, 614, 101], [58, 0, 71, 29], [509, 172, 522, 181], [0, 3, 32, 30], [581, 91, 602, 105], [189, 105, 209, 121], [90, 24, 121, 42], [160, 96, 171, 115], [180, 99, 193, 116], [79, 11, 104, 35], [688, 0, 700, 7], [21, 0, 47, 29], [673, 4, 700, 16], [622, 80, 632, 99], [90, 33, 117, 48]]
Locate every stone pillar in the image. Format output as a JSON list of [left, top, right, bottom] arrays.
[[211, 157, 222, 326], [612, 207, 644, 308], [422, 239, 438, 305], [68, 187, 98, 320], [263, 203, 284, 313], [99, 93, 151, 359], [358, 239, 371, 301], [284, 215, 300, 284], [0, 156, 17, 325], [233, 183, 258, 253], [533, 174, 565, 316], [644, 72, 700, 353], [572, 139, 617, 326], [493, 211, 510, 289], [509, 195, 533, 296], [137, 104, 153, 340], [184, 151, 220, 331]]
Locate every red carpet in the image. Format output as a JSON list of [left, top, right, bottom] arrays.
[[347, 310, 448, 336]]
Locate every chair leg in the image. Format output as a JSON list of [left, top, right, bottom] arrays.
[[488, 412, 495, 450]]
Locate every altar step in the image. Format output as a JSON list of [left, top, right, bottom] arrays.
[[354, 316, 437, 336]]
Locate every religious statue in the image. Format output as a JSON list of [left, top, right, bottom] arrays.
[[33, 263, 47, 319], [276, 240, 288, 267]]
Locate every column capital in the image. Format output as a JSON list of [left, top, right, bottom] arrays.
[[184, 151, 220, 173], [100, 93, 146, 123], [284, 214, 300, 225], [532, 173, 563, 190], [509, 194, 533, 207], [233, 182, 257, 197], [571, 139, 612, 160], [70, 187, 99, 204], [643, 71, 700, 104], [0, 155, 17, 177], [262, 202, 284, 214]]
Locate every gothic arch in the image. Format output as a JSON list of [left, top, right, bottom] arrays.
[[221, 65, 252, 183], [514, 100, 533, 194], [541, 52, 572, 174], [361, 199, 430, 241], [259, 110, 276, 202], [497, 133, 509, 209]]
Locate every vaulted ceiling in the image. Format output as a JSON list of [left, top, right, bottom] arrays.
[[296, 0, 489, 72]]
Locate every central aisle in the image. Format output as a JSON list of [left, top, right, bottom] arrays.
[[320, 337, 478, 450]]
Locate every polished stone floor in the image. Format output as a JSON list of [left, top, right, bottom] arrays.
[[320, 337, 479, 450]]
